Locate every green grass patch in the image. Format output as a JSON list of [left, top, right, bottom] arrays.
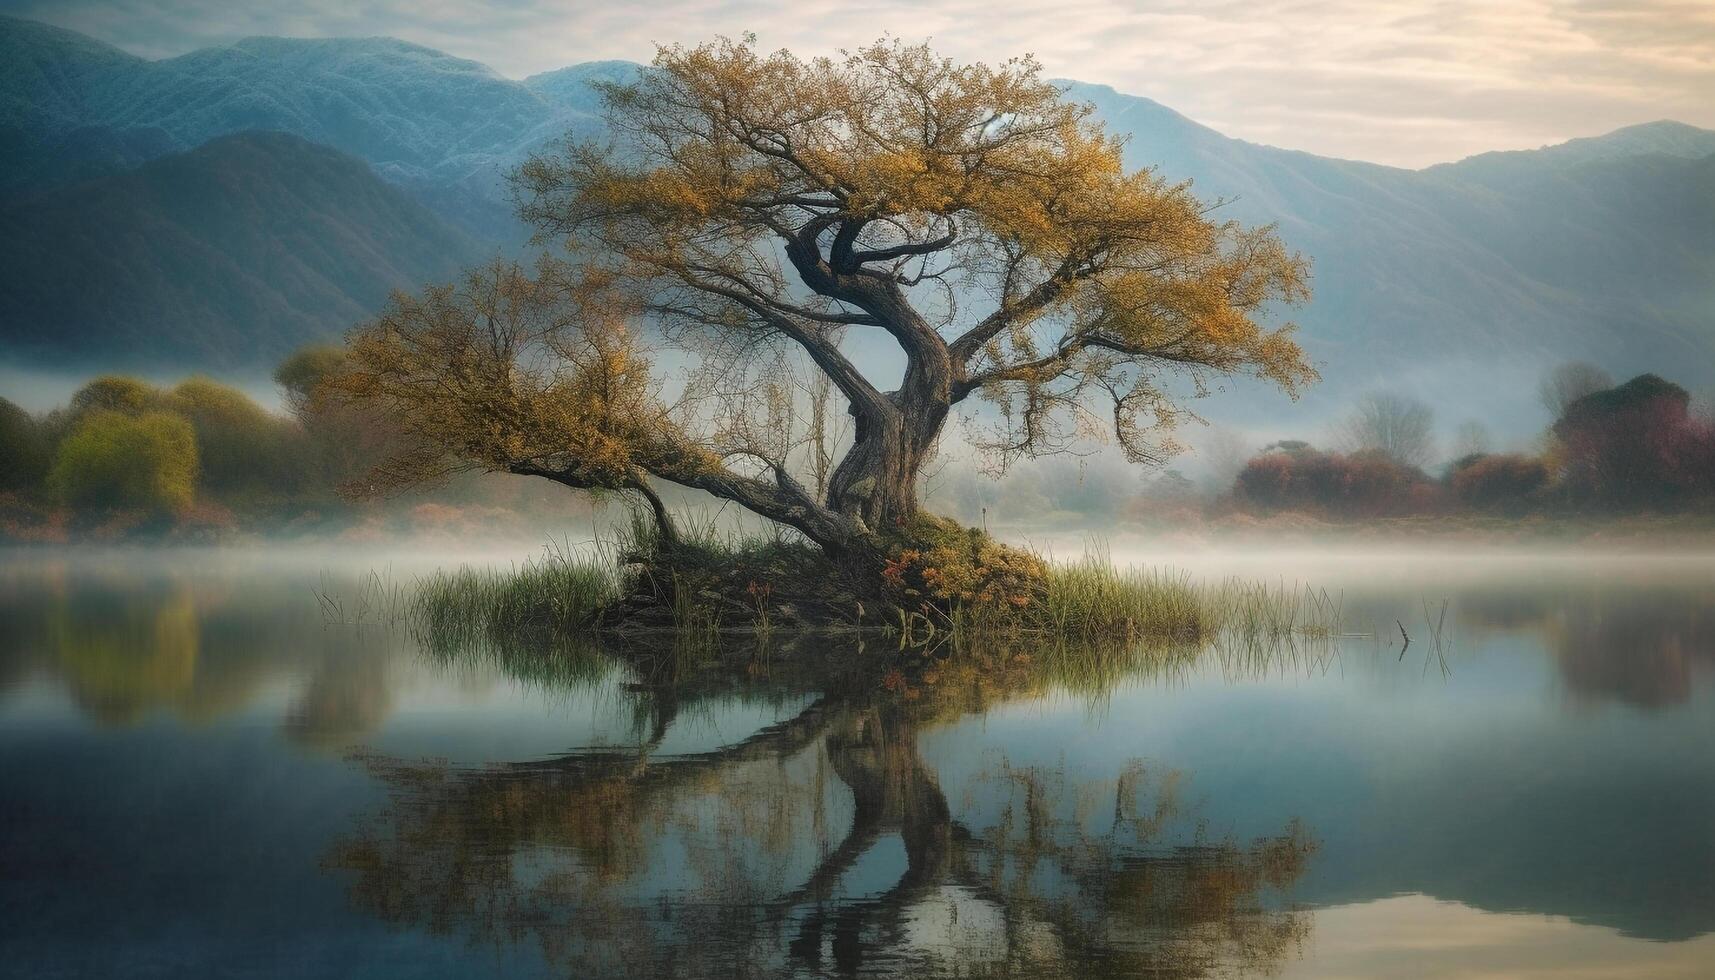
[[413, 543, 617, 651], [394, 510, 1347, 660]]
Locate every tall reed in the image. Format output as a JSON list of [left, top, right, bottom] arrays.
[[397, 513, 1347, 657], [413, 542, 617, 651]]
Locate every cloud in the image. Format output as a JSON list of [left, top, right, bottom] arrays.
[[4, 0, 1711, 166]]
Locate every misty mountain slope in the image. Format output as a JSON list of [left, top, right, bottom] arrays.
[[523, 60, 642, 110], [1432, 120, 1715, 184], [0, 131, 482, 366], [120, 34, 605, 239], [0, 16, 585, 178], [1067, 82, 1715, 412], [0, 16, 143, 129], [0, 17, 606, 233], [123, 37, 571, 182], [0, 17, 174, 192], [1432, 153, 1715, 309], [2, 17, 1712, 428]]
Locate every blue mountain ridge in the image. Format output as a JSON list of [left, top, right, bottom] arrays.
[[3, 15, 1711, 428]]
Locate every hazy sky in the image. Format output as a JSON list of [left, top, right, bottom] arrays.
[[9, 0, 1714, 166]]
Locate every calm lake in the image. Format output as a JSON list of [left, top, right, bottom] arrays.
[[2, 546, 1713, 978]]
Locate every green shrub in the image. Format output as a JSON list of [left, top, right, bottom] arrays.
[[47, 410, 199, 515], [0, 397, 51, 493], [169, 377, 305, 500], [67, 375, 162, 419]]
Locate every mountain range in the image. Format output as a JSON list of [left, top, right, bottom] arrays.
[[3, 15, 1712, 430], [0, 130, 479, 365]]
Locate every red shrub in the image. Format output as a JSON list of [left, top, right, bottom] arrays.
[[1450, 454, 1549, 513], [1234, 446, 1435, 519], [1552, 374, 1712, 509]]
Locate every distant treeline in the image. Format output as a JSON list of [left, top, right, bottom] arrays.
[[0, 348, 571, 541], [1223, 366, 1715, 520], [6, 355, 1711, 541]]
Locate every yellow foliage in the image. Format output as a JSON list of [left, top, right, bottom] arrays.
[[881, 515, 1047, 608], [168, 377, 299, 497], [332, 258, 689, 496], [343, 36, 1318, 545], [47, 409, 198, 515], [68, 375, 163, 419], [513, 35, 1314, 475]]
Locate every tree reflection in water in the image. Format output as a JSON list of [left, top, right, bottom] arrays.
[[1459, 579, 1715, 708], [327, 645, 1315, 978]]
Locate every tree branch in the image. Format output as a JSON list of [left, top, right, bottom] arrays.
[[652, 284, 894, 424], [783, 220, 953, 376], [644, 443, 860, 550], [954, 323, 1210, 401], [846, 228, 957, 268], [947, 251, 1089, 366]]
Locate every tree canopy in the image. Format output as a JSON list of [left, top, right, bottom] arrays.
[[0, 397, 51, 492], [68, 375, 161, 420], [47, 410, 199, 515], [1539, 361, 1612, 419], [169, 377, 302, 498], [1336, 392, 1435, 469], [340, 37, 1314, 556]]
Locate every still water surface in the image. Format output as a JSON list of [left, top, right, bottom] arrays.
[[2, 548, 1712, 978]]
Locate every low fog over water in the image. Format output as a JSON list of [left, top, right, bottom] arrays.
[[3, 541, 1713, 977]]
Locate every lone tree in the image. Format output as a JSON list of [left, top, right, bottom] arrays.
[[1336, 392, 1434, 469], [337, 38, 1313, 571]]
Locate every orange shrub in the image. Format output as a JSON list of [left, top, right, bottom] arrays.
[[1450, 454, 1549, 513], [1233, 446, 1436, 519]]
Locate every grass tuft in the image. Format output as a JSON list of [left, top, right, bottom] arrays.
[[413, 542, 617, 652], [1035, 559, 1212, 641], [393, 510, 1348, 660]]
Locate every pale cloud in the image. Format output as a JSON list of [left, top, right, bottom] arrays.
[[5, 0, 1712, 166]]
